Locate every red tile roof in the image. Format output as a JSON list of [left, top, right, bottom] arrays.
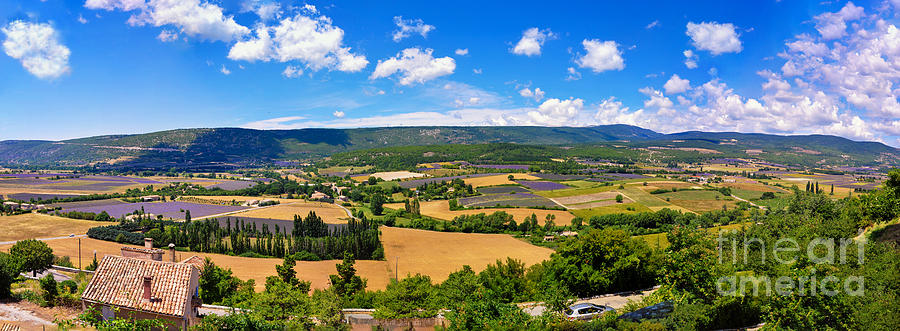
[[179, 256, 205, 270], [81, 255, 197, 317]]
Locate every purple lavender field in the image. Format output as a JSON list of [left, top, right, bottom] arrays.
[[61, 201, 249, 220], [515, 181, 570, 191]]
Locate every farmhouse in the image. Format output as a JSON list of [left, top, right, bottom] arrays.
[[81, 240, 201, 330], [310, 191, 330, 200], [140, 195, 161, 202], [2, 201, 19, 210]]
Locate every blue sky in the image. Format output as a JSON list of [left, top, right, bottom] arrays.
[[2, 0, 900, 147]]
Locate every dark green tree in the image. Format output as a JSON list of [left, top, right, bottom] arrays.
[[329, 252, 366, 298], [11, 239, 54, 277]]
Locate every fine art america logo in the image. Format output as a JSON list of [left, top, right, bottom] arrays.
[[715, 234, 865, 297]]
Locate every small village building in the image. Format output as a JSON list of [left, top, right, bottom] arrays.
[[310, 191, 329, 200], [81, 239, 201, 330], [141, 195, 162, 202], [2, 201, 19, 210]]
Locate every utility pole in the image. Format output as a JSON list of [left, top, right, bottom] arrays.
[[78, 237, 82, 270], [395, 257, 398, 280]]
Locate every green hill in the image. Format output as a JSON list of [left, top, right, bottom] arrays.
[[0, 125, 896, 170]]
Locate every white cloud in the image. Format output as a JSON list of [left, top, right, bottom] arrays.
[[455, 48, 468, 56], [77, 15, 89, 24], [814, 2, 864, 39], [473, 68, 482, 74], [565, 67, 581, 81], [228, 13, 368, 72], [241, 0, 281, 21], [370, 47, 455, 85], [333, 110, 345, 118], [220, 65, 230, 75], [157, 29, 178, 42], [392, 16, 435, 42], [2, 20, 71, 79], [639, 87, 674, 109], [518, 87, 545, 101], [84, 0, 145, 11], [594, 97, 648, 126], [686, 21, 742, 55], [576, 39, 625, 73], [282, 65, 303, 78], [646, 20, 660, 30], [86, 0, 250, 42], [525, 98, 584, 126], [683, 49, 698, 69], [511, 27, 555, 56], [663, 74, 690, 94]]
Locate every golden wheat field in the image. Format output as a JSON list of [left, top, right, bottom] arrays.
[[462, 173, 541, 187], [225, 201, 350, 223], [0, 237, 392, 291], [380, 227, 553, 284], [0, 213, 109, 242], [385, 200, 573, 225]]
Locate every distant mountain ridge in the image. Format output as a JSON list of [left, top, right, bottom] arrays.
[[0, 125, 897, 169]]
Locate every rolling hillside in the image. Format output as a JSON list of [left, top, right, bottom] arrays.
[[0, 125, 896, 169]]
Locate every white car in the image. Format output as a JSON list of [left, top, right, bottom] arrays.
[[565, 303, 615, 320]]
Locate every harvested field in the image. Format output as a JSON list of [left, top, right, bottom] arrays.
[[399, 173, 494, 189], [0, 237, 391, 291], [385, 200, 572, 225], [381, 227, 553, 283], [569, 203, 652, 219], [463, 174, 541, 188], [553, 192, 621, 206], [0, 214, 109, 242], [619, 186, 671, 208], [226, 201, 349, 223], [352, 171, 426, 182], [183, 195, 294, 203], [457, 193, 561, 208]]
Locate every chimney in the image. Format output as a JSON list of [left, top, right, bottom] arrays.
[[169, 243, 176, 262], [142, 276, 153, 301], [144, 238, 153, 249]]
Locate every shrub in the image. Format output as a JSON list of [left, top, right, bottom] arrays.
[[60, 280, 78, 294], [40, 274, 58, 306]]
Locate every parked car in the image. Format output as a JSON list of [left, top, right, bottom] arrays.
[[565, 303, 615, 320]]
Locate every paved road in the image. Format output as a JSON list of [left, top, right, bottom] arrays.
[[0, 234, 86, 246], [521, 287, 657, 317], [730, 194, 767, 210]]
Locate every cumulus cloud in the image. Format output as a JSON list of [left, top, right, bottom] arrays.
[[525, 98, 584, 126], [683, 49, 698, 69], [370, 48, 455, 85], [227, 13, 368, 72], [511, 27, 555, 56], [220, 65, 230, 75], [392, 16, 435, 42], [333, 110, 345, 118], [454, 48, 468, 56], [663, 74, 690, 94], [86, 0, 250, 42], [565, 67, 581, 81], [518, 87, 545, 101], [814, 2, 864, 39], [2, 20, 71, 79], [77, 15, 89, 24], [686, 21, 742, 55], [576, 39, 625, 73]]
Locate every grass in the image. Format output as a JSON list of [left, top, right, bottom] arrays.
[[380, 226, 553, 283], [384, 200, 574, 226], [227, 201, 349, 223], [636, 222, 752, 249], [569, 203, 652, 219], [559, 180, 599, 188], [0, 213, 109, 242], [619, 185, 672, 207]]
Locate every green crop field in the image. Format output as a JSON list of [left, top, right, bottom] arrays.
[[570, 203, 652, 219]]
